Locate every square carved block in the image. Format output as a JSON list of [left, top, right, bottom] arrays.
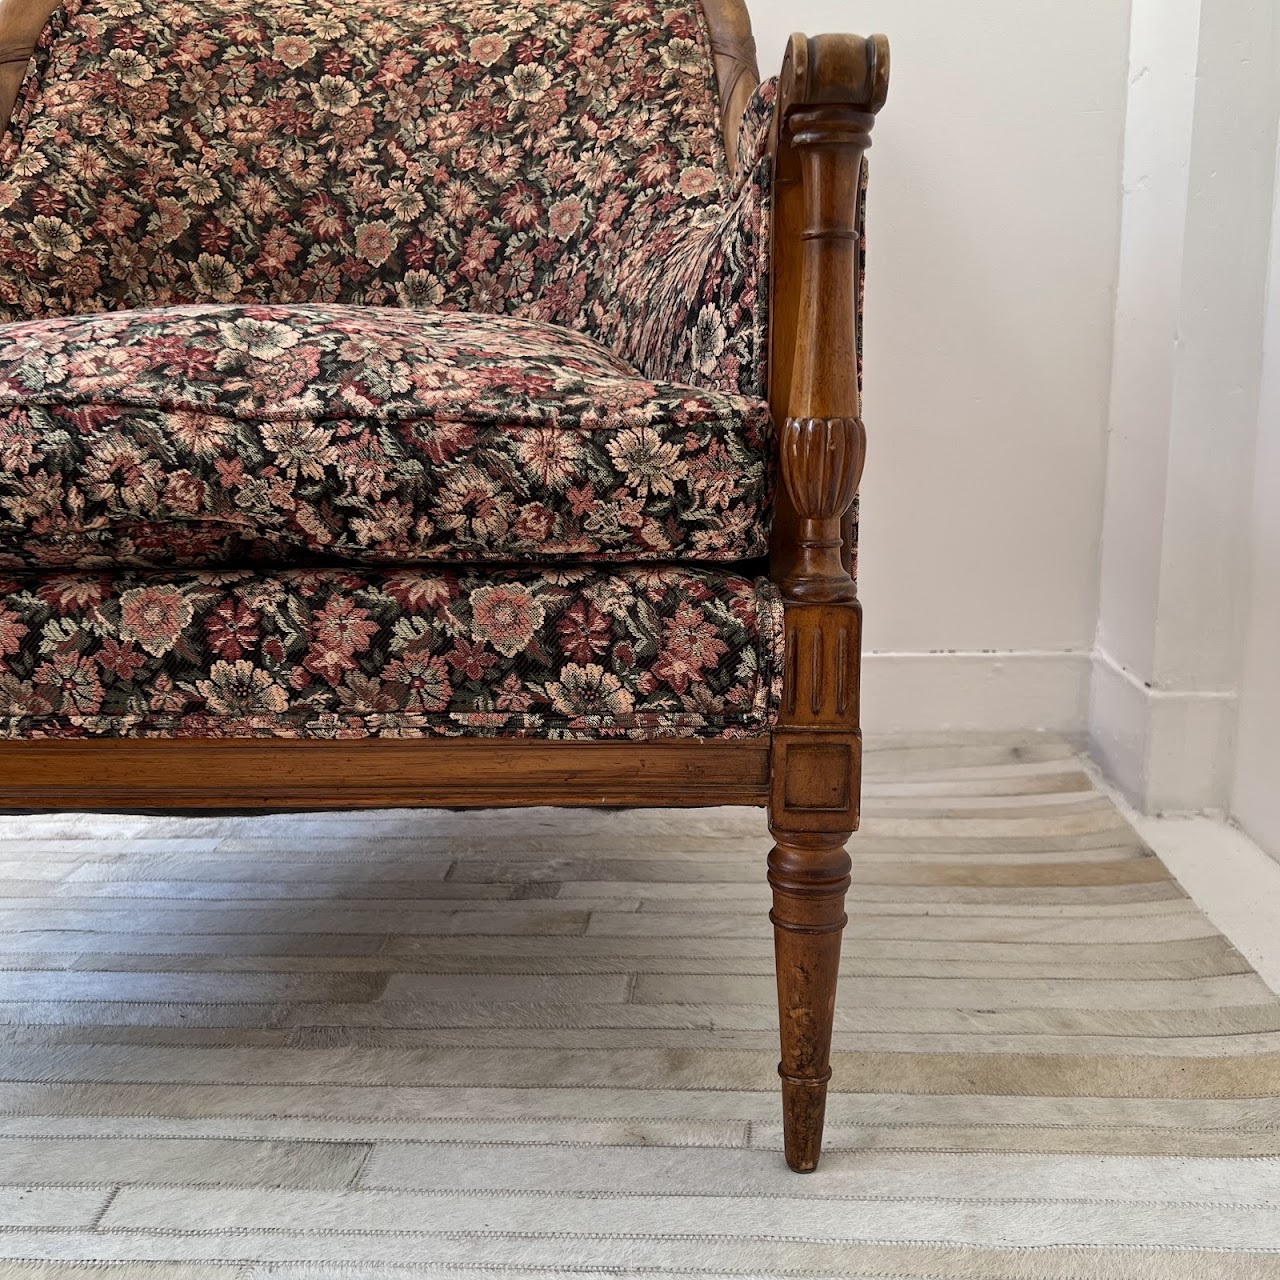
[[770, 732, 862, 832]]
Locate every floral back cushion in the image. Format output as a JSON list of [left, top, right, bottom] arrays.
[[0, 0, 773, 397]]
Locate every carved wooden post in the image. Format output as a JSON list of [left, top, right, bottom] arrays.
[[767, 33, 888, 1173]]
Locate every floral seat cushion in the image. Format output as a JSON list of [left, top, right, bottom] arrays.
[[0, 565, 783, 739], [0, 304, 773, 569]]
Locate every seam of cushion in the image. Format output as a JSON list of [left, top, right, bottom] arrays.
[[12, 515, 267, 532], [0, 397, 772, 431], [0, 305, 652, 378], [2, 713, 770, 725], [3, 549, 765, 565], [0, 712, 773, 731]]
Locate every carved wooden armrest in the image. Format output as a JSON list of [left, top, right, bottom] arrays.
[[767, 32, 889, 602]]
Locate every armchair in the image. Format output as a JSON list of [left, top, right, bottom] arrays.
[[0, 0, 888, 1171]]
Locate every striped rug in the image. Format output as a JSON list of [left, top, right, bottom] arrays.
[[0, 734, 1278, 1278]]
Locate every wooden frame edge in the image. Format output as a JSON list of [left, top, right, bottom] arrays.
[[762, 29, 889, 1173], [699, 0, 761, 181], [0, 737, 771, 810]]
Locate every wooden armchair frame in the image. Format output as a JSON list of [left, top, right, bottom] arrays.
[[0, 0, 889, 1172]]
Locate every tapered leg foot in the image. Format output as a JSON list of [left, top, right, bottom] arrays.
[[778, 1069, 833, 1172], [768, 829, 851, 1173]]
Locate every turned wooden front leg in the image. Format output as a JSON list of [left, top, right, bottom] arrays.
[[769, 408, 864, 1172], [768, 603, 862, 1172], [768, 825, 852, 1171]]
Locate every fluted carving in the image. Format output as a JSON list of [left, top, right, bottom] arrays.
[[779, 416, 865, 603], [781, 416, 865, 517], [780, 605, 860, 727]]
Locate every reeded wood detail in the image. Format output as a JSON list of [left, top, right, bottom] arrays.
[[780, 603, 861, 728], [779, 416, 866, 603], [782, 418, 865, 520]]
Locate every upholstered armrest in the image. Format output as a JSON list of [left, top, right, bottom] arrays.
[[595, 29, 889, 602], [587, 80, 776, 400]]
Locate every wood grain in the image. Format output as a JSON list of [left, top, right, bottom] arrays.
[[700, 0, 761, 181], [0, 739, 770, 811]]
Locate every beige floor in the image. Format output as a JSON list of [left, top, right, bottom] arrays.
[[0, 734, 1279, 1278]]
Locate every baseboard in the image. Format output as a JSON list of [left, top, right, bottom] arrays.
[[859, 647, 1235, 813], [1087, 647, 1237, 814], [861, 649, 1091, 734]]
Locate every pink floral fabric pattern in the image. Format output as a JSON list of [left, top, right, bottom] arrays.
[[0, 1, 791, 742], [0, 565, 784, 739], [0, 304, 773, 568], [736, 78, 779, 189], [0, 0, 773, 398]]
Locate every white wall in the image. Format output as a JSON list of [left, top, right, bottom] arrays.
[[746, 1, 1133, 732], [743, 2, 1280, 825], [1089, 0, 1280, 814], [1233, 144, 1280, 854]]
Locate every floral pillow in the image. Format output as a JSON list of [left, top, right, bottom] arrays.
[[0, 0, 774, 398]]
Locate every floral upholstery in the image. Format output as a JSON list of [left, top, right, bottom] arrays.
[[736, 79, 779, 186], [0, 0, 791, 742], [0, 0, 773, 398], [0, 304, 773, 568], [0, 565, 783, 739]]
